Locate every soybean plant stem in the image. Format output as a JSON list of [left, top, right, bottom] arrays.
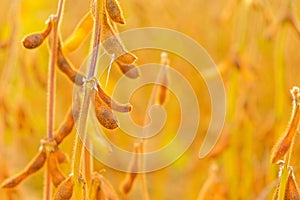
[[47, 0, 64, 140], [71, 0, 101, 195], [44, 1, 64, 200], [88, 0, 101, 79]]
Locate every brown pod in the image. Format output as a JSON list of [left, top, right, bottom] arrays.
[[119, 143, 140, 194], [101, 10, 136, 65], [89, 175, 101, 200], [106, 0, 126, 24], [116, 53, 137, 65], [25, 148, 47, 175], [54, 148, 69, 164], [22, 22, 52, 49], [155, 52, 170, 105], [53, 175, 74, 200], [94, 95, 119, 130], [54, 109, 75, 145], [56, 40, 86, 85], [95, 83, 132, 113], [120, 173, 137, 194], [157, 85, 167, 105], [48, 152, 66, 187], [1, 148, 47, 188], [1, 173, 28, 189], [285, 171, 300, 200], [22, 33, 44, 49], [156, 70, 169, 105], [271, 87, 300, 163], [116, 61, 139, 79], [98, 174, 119, 200]]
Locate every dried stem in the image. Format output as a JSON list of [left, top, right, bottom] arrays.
[[71, 0, 101, 198], [88, 0, 101, 79], [84, 146, 92, 188], [47, 0, 64, 139], [44, 171, 51, 200], [71, 91, 92, 199], [47, 19, 57, 140], [44, 0, 65, 199]]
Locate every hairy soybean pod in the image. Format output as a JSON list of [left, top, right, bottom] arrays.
[[271, 87, 300, 163], [54, 147, 69, 164], [53, 175, 74, 200], [1, 148, 47, 188], [89, 174, 100, 200], [155, 52, 170, 105], [91, 173, 119, 200], [95, 83, 132, 113], [22, 22, 52, 49], [48, 151, 66, 187], [94, 94, 119, 130], [284, 170, 300, 200], [54, 109, 75, 145], [106, 0, 126, 24], [116, 61, 139, 79], [119, 143, 140, 194], [101, 10, 136, 65], [57, 40, 86, 85]]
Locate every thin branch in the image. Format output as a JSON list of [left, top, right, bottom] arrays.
[[44, 1, 65, 200], [71, 0, 101, 197], [88, 0, 101, 79], [47, 0, 65, 139]]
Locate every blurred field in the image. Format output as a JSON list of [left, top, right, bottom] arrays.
[[1, 0, 300, 199]]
